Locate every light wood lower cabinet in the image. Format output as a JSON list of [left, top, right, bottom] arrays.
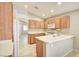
[[36, 40, 43, 57], [28, 33, 45, 44], [28, 34, 35, 44], [36, 40, 45, 57]]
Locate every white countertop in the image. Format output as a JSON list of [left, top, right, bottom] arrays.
[[28, 31, 45, 34], [36, 34, 75, 43], [0, 40, 13, 56]]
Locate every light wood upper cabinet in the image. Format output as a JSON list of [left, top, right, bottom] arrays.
[[0, 17, 4, 40], [60, 16, 70, 29], [29, 20, 45, 29], [45, 16, 70, 29], [46, 18, 55, 24], [0, 3, 5, 40], [45, 18, 55, 29], [44, 21, 48, 29], [5, 3, 13, 40], [55, 17, 61, 29], [29, 16, 70, 29], [29, 20, 36, 29], [45, 18, 58, 29], [0, 3, 13, 40], [35, 21, 40, 28], [39, 21, 45, 29]]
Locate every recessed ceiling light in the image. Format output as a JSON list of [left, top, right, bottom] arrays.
[[42, 14, 45, 17], [57, 2, 62, 5], [50, 10, 54, 13], [24, 5, 28, 8]]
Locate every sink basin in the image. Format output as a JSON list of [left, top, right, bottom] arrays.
[[51, 33, 64, 37], [52, 35, 66, 38]]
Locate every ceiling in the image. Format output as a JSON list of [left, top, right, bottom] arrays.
[[13, 2, 79, 19]]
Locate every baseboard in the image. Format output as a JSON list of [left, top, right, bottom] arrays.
[[63, 49, 74, 57], [4, 54, 12, 57], [8, 55, 12, 57]]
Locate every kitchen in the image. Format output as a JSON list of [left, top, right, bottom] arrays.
[[0, 2, 79, 57], [28, 15, 74, 57], [13, 2, 79, 57]]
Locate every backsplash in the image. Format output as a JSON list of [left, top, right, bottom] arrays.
[[61, 28, 70, 34], [28, 28, 70, 34], [28, 29, 45, 32]]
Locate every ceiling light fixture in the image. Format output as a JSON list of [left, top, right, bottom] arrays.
[[57, 2, 62, 5], [50, 10, 54, 13], [24, 5, 28, 8], [42, 14, 45, 17]]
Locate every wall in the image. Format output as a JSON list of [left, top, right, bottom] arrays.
[[28, 13, 45, 32], [13, 9, 20, 56], [56, 10, 79, 50], [68, 11, 79, 50], [13, 9, 29, 56]]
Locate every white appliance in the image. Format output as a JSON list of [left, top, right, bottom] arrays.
[[48, 23, 55, 29]]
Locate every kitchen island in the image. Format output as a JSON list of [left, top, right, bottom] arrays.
[[36, 34, 75, 57]]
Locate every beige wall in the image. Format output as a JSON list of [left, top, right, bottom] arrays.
[[68, 11, 79, 50], [57, 10, 79, 50]]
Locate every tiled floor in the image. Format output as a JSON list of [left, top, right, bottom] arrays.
[[65, 50, 79, 57], [19, 43, 79, 57], [19, 44, 36, 57]]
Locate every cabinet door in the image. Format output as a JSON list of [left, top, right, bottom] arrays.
[[0, 12, 5, 40], [49, 19, 55, 24], [28, 33, 45, 44], [44, 21, 48, 29], [40, 21, 45, 29], [55, 17, 61, 29], [0, 3, 5, 40], [0, 3, 13, 40], [29, 20, 36, 29], [45, 18, 55, 29], [61, 16, 70, 28], [29, 20, 45, 29], [4, 3, 13, 40], [35, 21, 40, 29], [28, 34, 35, 44], [36, 40, 44, 57], [46, 18, 52, 24]]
